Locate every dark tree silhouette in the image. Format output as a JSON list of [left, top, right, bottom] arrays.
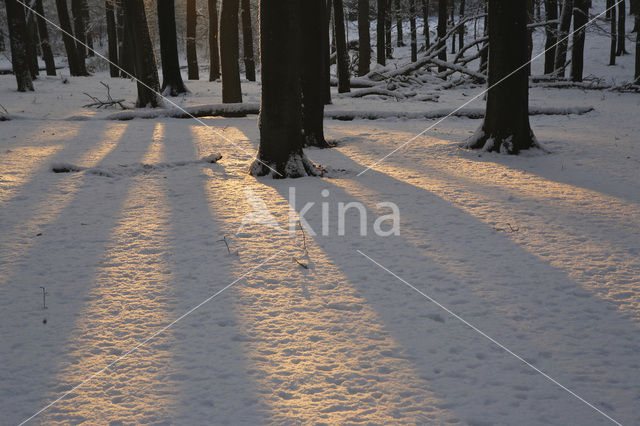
[[410, 0, 417, 62], [186, 0, 200, 80], [158, 0, 188, 95], [71, 0, 87, 58], [377, 0, 386, 65], [54, 0, 86, 76], [333, 0, 350, 93], [544, 0, 558, 74], [251, 0, 317, 178], [617, 0, 628, 55], [302, 0, 330, 148], [466, 0, 538, 154], [5, 0, 34, 91], [105, 0, 118, 77], [385, 0, 393, 57], [395, 0, 404, 47], [422, 0, 430, 46], [208, 0, 221, 81], [610, 0, 617, 65], [554, 0, 573, 77], [323, 0, 332, 104], [24, 10, 39, 79], [358, 0, 371, 75], [571, 0, 589, 82], [123, 0, 160, 107], [437, 0, 447, 71], [241, 0, 256, 81], [458, 0, 465, 51], [34, 0, 56, 76], [220, 0, 242, 103]]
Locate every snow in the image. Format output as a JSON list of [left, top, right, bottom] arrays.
[[1, 1, 640, 424]]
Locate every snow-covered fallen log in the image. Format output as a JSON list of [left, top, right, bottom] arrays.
[[105, 103, 260, 120], [337, 87, 407, 99], [428, 58, 487, 82], [329, 77, 378, 88]]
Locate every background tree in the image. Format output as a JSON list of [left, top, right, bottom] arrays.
[[465, 0, 538, 154], [554, 0, 573, 77], [385, 0, 392, 57], [186, 0, 200, 80], [358, 0, 371, 75], [241, 0, 256, 81], [544, 0, 558, 74], [158, 0, 188, 95], [5, 0, 34, 91], [422, 0, 430, 46], [34, 0, 56, 76], [616, 0, 628, 55], [458, 0, 465, 51], [302, 0, 330, 148], [571, 0, 589, 81], [377, 0, 386, 65], [123, 0, 161, 107], [208, 0, 221, 81], [251, 0, 316, 178], [437, 0, 447, 72], [24, 10, 39, 79], [323, 0, 332, 104], [220, 0, 242, 103], [333, 0, 350, 93], [54, 0, 86, 76], [71, 0, 88, 58], [396, 0, 404, 47], [105, 0, 118, 77], [609, 0, 617, 65]]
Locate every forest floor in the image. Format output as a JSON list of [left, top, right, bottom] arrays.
[[2, 6, 640, 425]]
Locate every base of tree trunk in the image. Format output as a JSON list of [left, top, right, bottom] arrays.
[[161, 83, 189, 97], [249, 152, 319, 178], [303, 134, 332, 149], [464, 126, 544, 154]]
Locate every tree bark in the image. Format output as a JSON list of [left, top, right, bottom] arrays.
[[34, 0, 56, 76], [466, 0, 537, 154], [208, 0, 221, 81], [302, 0, 330, 148], [437, 0, 447, 71], [158, 0, 188, 95], [54, 0, 85, 76], [241, 0, 256, 81], [385, 0, 393, 57], [635, 16, 640, 82], [571, 0, 588, 81], [323, 0, 332, 104], [187, 0, 200, 80], [610, 1, 617, 65], [123, 0, 160, 107], [458, 0, 465, 51], [5, 0, 34, 91], [106, 0, 118, 77], [410, 0, 418, 62], [617, 0, 628, 55], [333, 0, 350, 93], [117, 0, 134, 78], [554, 0, 573, 77], [25, 9, 39, 79], [251, 0, 316, 178], [395, 0, 404, 46], [71, 0, 87, 57], [220, 0, 242, 103], [377, 0, 386, 64], [358, 0, 371, 75], [422, 0, 430, 46], [544, 0, 558, 73]]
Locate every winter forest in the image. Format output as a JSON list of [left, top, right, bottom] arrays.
[[1, 0, 640, 424]]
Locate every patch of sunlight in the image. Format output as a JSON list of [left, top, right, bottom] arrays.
[[0, 144, 63, 203], [43, 124, 180, 424]]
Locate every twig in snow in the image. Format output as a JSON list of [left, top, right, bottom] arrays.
[[83, 82, 128, 109], [493, 223, 520, 233], [40, 286, 47, 309]]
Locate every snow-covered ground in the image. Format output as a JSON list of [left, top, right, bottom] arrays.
[[2, 3, 640, 425]]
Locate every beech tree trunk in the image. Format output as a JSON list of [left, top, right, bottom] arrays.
[[333, 0, 350, 93], [158, 0, 188, 95], [396, 0, 404, 46], [358, 0, 371, 75], [25, 10, 39, 79], [554, 0, 573, 77], [609, 1, 617, 65], [187, 0, 199, 80], [571, 0, 588, 81], [241, 0, 256, 81], [208, 0, 221, 81], [377, 0, 386, 65], [54, 0, 86, 76], [251, 0, 316, 178], [220, 0, 242, 103], [617, 0, 628, 55], [437, 0, 447, 72], [123, 0, 160, 107], [106, 0, 118, 77], [34, 0, 56, 76], [544, 0, 558, 73], [410, 0, 418, 62], [302, 0, 330, 148], [466, 0, 537, 154], [423, 0, 430, 46], [5, 0, 34, 91]]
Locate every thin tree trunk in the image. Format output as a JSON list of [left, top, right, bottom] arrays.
[[527, 0, 534, 75], [302, 0, 330, 148], [71, 0, 87, 57], [117, 0, 134, 78], [423, 0, 430, 46], [208, 0, 221, 81], [323, 0, 332, 104], [617, 0, 628, 55], [220, 0, 242, 103], [333, 0, 350, 93], [54, 0, 84, 76], [610, 2, 617, 65], [410, 0, 417, 62], [34, 0, 56, 76], [106, 0, 118, 77], [544, 0, 558, 73], [458, 0, 465, 51], [158, 0, 188, 95], [123, 0, 160, 107], [385, 0, 393, 57], [251, 0, 316, 178], [437, 0, 447, 72], [358, 0, 371, 75], [25, 9, 39, 78], [395, 0, 404, 46], [187, 0, 199, 80], [5, 0, 34, 91], [635, 16, 640, 82], [466, 0, 537, 153], [241, 0, 256, 81], [554, 0, 573, 77], [571, 0, 588, 81], [82, 0, 93, 56], [377, 0, 386, 64]]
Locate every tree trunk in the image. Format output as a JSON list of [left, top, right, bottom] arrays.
[[437, 0, 447, 72], [635, 16, 640, 82], [527, 0, 534, 75], [25, 10, 39, 79], [610, 1, 617, 65], [186, 0, 200, 80], [323, 0, 332, 104], [123, 0, 160, 107], [302, 0, 330, 148], [358, 0, 371, 75], [571, 0, 588, 81], [241, 0, 256, 81], [385, 0, 393, 57], [5, 0, 34, 91], [458, 0, 465, 51], [377, 0, 386, 65], [54, 0, 85, 76], [333, 0, 350, 93], [158, 0, 188, 95], [106, 0, 119, 77], [251, 0, 316, 178], [117, 0, 134, 78], [554, 0, 573, 77], [71, 0, 87, 57], [410, 0, 417, 62], [220, 0, 242, 103], [466, 0, 537, 154], [34, 0, 55, 76], [395, 0, 404, 46], [617, 0, 628, 55], [544, 0, 558, 73], [81, 0, 93, 56], [423, 0, 430, 46], [208, 0, 221, 81]]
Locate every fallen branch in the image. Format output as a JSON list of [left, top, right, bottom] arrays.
[[338, 87, 407, 100], [105, 102, 261, 120], [83, 82, 128, 109], [428, 58, 487, 82]]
